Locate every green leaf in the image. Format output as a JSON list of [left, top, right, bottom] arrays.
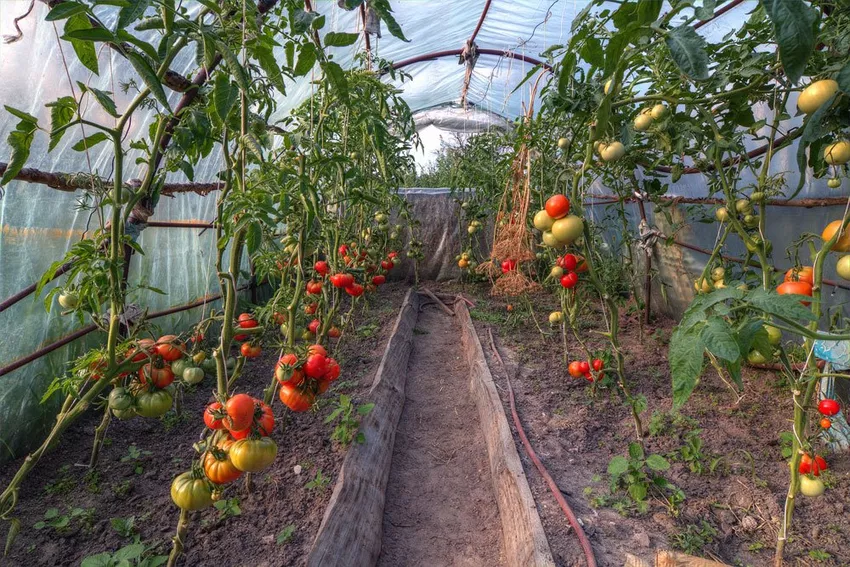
[[670, 326, 706, 410], [629, 482, 648, 502], [762, 0, 819, 85], [212, 74, 238, 123], [699, 318, 740, 362], [0, 123, 37, 186], [607, 456, 629, 477], [837, 62, 850, 94], [87, 86, 119, 117], [118, 0, 152, 28], [580, 36, 604, 69], [338, 0, 365, 9], [246, 222, 262, 255], [694, 0, 716, 20], [64, 14, 99, 75], [126, 52, 171, 112], [324, 32, 359, 47], [357, 403, 374, 415], [637, 0, 662, 23], [116, 30, 158, 60], [217, 40, 250, 92], [321, 61, 348, 102], [294, 42, 317, 77], [46, 2, 88, 21], [744, 288, 817, 322], [665, 25, 709, 81], [645, 454, 670, 471], [64, 27, 116, 42], [628, 442, 644, 461], [241, 133, 264, 162], [46, 96, 77, 151], [289, 7, 317, 34], [255, 44, 285, 93], [72, 132, 109, 151], [369, 0, 408, 42]]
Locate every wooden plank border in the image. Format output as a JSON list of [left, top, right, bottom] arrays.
[[307, 288, 420, 567], [456, 300, 556, 567]]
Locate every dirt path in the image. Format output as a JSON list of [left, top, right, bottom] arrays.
[[378, 304, 506, 567]]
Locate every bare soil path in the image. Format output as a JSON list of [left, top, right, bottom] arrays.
[[377, 304, 506, 567]]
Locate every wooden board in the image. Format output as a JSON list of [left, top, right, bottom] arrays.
[[306, 289, 420, 567], [655, 551, 729, 567], [456, 301, 557, 567]]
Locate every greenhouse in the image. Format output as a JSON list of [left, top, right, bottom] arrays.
[[0, 0, 849, 565]]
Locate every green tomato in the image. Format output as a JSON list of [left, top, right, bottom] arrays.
[[182, 367, 205, 385], [58, 291, 80, 310], [229, 438, 278, 472], [765, 325, 782, 346], [827, 178, 841, 189], [715, 207, 729, 222], [799, 475, 825, 497], [135, 390, 173, 418], [201, 357, 217, 375], [750, 191, 765, 203], [735, 198, 752, 214], [111, 407, 136, 420], [108, 387, 134, 411], [170, 359, 190, 377], [170, 471, 214, 510], [746, 350, 768, 365]]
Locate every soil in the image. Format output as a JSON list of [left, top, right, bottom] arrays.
[[0, 283, 408, 567], [378, 304, 505, 567], [433, 281, 850, 567]]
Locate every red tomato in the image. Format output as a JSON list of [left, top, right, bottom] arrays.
[[306, 280, 323, 295], [304, 354, 329, 378], [237, 314, 258, 329], [225, 394, 255, 432], [560, 272, 579, 289], [559, 254, 578, 271], [328, 326, 341, 338], [501, 259, 517, 273], [155, 335, 183, 362], [273, 312, 287, 325], [314, 261, 329, 276], [275, 354, 304, 386], [820, 418, 832, 429], [784, 266, 814, 286], [141, 363, 174, 388], [305, 302, 318, 315], [240, 343, 261, 358], [308, 319, 321, 334], [324, 358, 341, 382], [372, 275, 386, 286], [131, 338, 156, 362], [346, 283, 365, 297], [584, 372, 593, 381], [776, 281, 813, 305], [818, 398, 840, 416], [308, 344, 327, 357], [230, 402, 275, 438], [799, 454, 828, 476], [234, 334, 248, 342], [388, 251, 399, 259], [568, 361, 583, 378], [316, 378, 331, 394], [338, 244, 349, 256], [204, 402, 225, 430], [381, 260, 394, 271], [592, 359, 604, 371], [578, 361, 590, 374], [279, 383, 315, 412], [545, 194, 570, 219]]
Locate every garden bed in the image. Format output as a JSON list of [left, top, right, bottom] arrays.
[[0, 283, 409, 567], [434, 281, 849, 567]]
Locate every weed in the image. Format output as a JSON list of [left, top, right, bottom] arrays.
[[80, 543, 168, 567], [607, 442, 684, 515], [84, 469, 101, 494], [160, 410, 190, 432], [121, 444, 152, 474], [35, 507, 95, 534], [324, 394, 374, 446], [112, 480, 133, 498], [213, 498, 242, 520], [747, 541, 766, 552], [808, 549, 831, 561], [305, 469, 331, 491], [276, 525, 296, 545], [43, 465, 77, 496], [110, 516, 139, 540], [671, 521, 718, 556]]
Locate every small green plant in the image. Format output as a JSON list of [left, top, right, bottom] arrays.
[[779, 431, 794, 459], [671, 521, 718, 556], [160, 409, 190, 432], [305, 469, 331, 491], [111, 480, 133, 498], [213, 498, 242, 520], [357, 322, 380, 338], [84, 469, 101, 494], [748, 541, 766, 552], [34, 507, 94, 533], [324, 394, 374, 446], [43, 465, 77, 495], [276, 524, 296, 545], [110, 516, 139, 540], [121, 444, 152, 474], [607, 442, 682, 515], [676, 430, 708, 474], [80, 543, 168, 567], [808, 549, 831, 562]]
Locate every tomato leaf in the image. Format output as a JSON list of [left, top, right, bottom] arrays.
[[72, 132, 109, 152], [324, 32, 359, 47], [217, 40, 250, 93], [699, 317, 740, 362], [118, 0, 152, 29], [837, 62, 850, 94], [744, 288, 817, 322], [46, 2, 88, 21], [665, 25, 709, 81], [64, 27, 116, 42], [116, 30, 158, 61], [369, 0, 408, 41], [64, 14, 99, 75], [294, 42, 317, 77], [0, 121, 37, 186], [86, 86, 119, 117], [254, 43, 286, 93], [322, 61, 349, 103], [4, 106, 38, 125], [289, 7, 317, 34], [670, 325, 706, 410], [212, 74, 238, 123], [127, 52, 171, 112], [46, 96, 78, 151], [762, 0, 819, 85]]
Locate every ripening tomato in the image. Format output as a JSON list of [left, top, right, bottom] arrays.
[[273, 312, 287, 325], [592, 359, 604, 371], [225, 394, 255, 432], [314, 261, 329, 276], [381, 260, 394, 271], [229, 437, 278, 472], [501, 259, 517, 273], [776, 281, 812, 305], [346, 283, 365, 297], [820, 418, 832, 429], [141, 363, 175, 388], [316, 378, 331, 394], [155, 335, 183, 362], [275, 354, 305, 386], [324, 358, 341, 382], [237, 314, 258, 329], [372, 275, 386, 286], [230, 402, 275, 438], [171, 471, 213, 510], [203, 440, 243, 485], [560, 272, 579, 289], [279, 383, 315, 412], [818, 398, 840, 416], [784, 266, 814, 286], [568, 361, 583, 378], [305, 302, 318, 315], [800, 475, 825, 497], [240, 343, 261, 358], [559, 254, 578, 271], [204, 402, 226, 430], [545, 194, 570, 220], [799, 454, 828, 476], [304, 353, 329, 378], [131, 338, 157, 362], [328, 326, 341, 338], [308, 344, 328, 358]]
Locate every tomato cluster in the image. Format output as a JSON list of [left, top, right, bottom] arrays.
[[275, 344, 341, 412], [567, 358, 604, 381]]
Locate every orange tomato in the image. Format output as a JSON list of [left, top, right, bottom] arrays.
[[822, 220, 850, 252], [777, 281, 812, 305], [784, 266, 814, 285]]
